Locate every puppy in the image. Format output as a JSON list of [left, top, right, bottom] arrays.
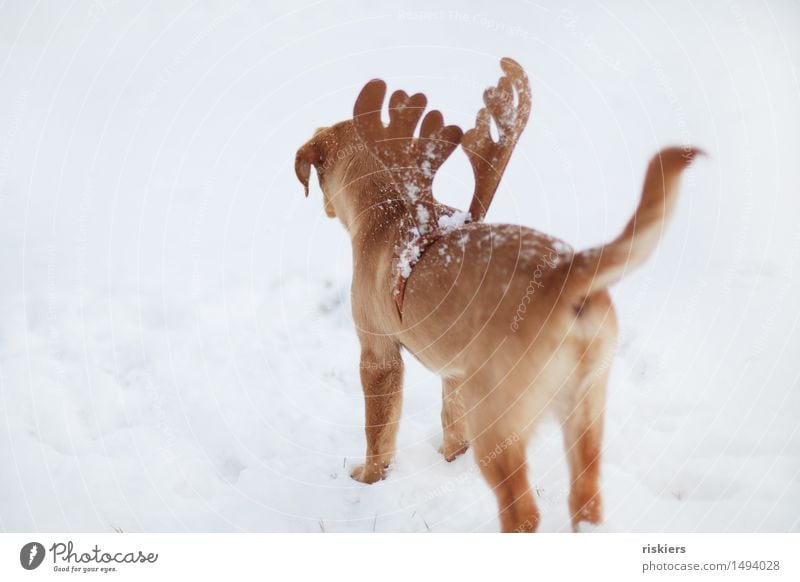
[[295, 58, 699, 532]]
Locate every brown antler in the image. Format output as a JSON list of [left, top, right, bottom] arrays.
[[353, 79, 463, 235], [462, 57, 532, 222]]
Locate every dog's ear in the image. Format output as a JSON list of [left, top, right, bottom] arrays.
[[295, 138, 320, 197]]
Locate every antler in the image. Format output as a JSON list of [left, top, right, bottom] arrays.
[[462, 57, 532, 222], [353, 79, 463, 235]]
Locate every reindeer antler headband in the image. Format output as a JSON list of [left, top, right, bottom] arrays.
[[352, 80, 463, 235], [352, 57, 532, 228]]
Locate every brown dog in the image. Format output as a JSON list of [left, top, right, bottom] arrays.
[[295, 58, 699, 532]]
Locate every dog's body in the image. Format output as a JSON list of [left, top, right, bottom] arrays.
[[295, 67, 698, 532]]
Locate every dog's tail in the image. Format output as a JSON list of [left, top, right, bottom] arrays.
[[566, 147, 702, 297]]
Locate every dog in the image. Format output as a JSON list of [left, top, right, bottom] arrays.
[[295, 57, 700, 532]]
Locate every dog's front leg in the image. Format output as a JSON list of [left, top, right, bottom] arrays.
[[350, 338, 404, 484]]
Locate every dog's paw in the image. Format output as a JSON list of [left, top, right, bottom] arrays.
[[350, 462, 387, 484], [439, 438, 469, 462]]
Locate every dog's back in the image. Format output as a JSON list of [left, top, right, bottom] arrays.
[[399, 222, 616, 416]]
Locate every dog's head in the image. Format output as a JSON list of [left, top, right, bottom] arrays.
[[294, 121, 372, 221]]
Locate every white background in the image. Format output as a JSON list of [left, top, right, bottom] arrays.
[[0, 0, 798, 532], [1, 533, 798, 581]]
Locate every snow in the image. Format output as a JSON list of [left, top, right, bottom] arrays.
[[414, 204, 430, 230], [1, 0, 799, 532], [403, 180, 420, 202], [420, 141, 439, 179], [437, 209, 471, 232], [396, 209, 469, 283], [396, 242, 421, 280]]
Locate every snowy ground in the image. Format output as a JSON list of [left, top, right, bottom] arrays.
[[1, 0, 799, 532]]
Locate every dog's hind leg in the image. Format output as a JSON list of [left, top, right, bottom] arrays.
[[439, 377, 469, 461], [561, 369, 607, 531], [473, 426, 539, 532], [350, 336, 404, 484]]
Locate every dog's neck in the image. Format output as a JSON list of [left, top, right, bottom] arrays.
[[341, 178, 410, 259], [332, 155, 415, 247]]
